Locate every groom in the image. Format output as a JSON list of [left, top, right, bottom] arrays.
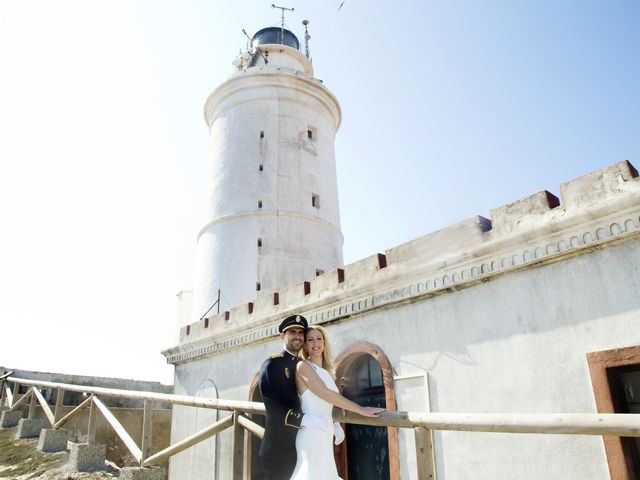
[[258, 314, 324, 480]]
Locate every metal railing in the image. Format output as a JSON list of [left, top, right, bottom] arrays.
[[2, 375, 640, 479]]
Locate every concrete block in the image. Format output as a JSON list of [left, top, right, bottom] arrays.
[[120, 467, 164, 480], [38, 428, 69, 452], [16, 418, 43, 438], [309, 267, 346, 301], [68, 442, 106, 473], [560, 160, 639, 209], [490, 190, 560, 236], [0, 409, 23, 428], [386, 216, 491, 265]]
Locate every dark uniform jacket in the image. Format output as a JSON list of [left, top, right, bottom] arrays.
[[258, 349, 303, 470]]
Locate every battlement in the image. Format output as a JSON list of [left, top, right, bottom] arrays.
[[163, 160, 640, 364]]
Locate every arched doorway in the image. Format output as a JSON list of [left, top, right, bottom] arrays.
[[335, 342, 399, 480]]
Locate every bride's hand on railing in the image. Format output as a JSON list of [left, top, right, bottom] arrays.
[[358, 406, 385, 417]]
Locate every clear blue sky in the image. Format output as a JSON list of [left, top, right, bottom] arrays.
[[1, 1, 638, 383]]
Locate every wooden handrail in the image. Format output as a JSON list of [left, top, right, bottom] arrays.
[[8, 376, 640, 437], [92, 396, 142, 463], [142, 415, 234, 467], [237, 414, 265, 439], [333, 410, 640, 437], [141, 400, 154, 462], [6, 372, 640, 480], [31, 387, 55, 426], [10, 386, 33, 411], [9, 377, 264, 415], [53, 395, 93, 429], [3, 383, 14, 407]]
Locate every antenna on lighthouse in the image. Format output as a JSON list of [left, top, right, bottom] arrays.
[[271, 3, 294, 44], [302, 19, 311, 58]]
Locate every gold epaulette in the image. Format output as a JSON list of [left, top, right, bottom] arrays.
[[270, 353, 284, 359]]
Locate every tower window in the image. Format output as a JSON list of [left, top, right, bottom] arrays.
[[260, 130, 264, 138], [257, 238, 262, 247], [307, 125, 316, 140], [256, 282, 261, 291], [259, 164, 264, 172], [315, 269, 324, 276], [258, 200, 263, 208], [311, 194, 320, 208]]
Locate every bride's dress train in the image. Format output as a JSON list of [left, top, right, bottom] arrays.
[[289, 363, 342, 480]]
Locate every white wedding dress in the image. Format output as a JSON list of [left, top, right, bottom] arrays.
[[290, 362, 342, 480]]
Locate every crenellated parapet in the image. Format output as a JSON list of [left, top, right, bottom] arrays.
[[162, 160, 640, 365]]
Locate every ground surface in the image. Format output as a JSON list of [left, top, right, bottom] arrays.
[[0, 427, 119, 479]]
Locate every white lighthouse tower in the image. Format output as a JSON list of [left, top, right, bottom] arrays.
[[191, 23, 344, 319]]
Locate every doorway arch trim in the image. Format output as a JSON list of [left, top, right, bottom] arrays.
[[335, 341, 400, 480]]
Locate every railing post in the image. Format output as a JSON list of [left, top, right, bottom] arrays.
[[231, 410, 244, 480], [414, 427, 436, 480], [28, 389, 37, 419], [87, 396, 97, 444], [13, 381, 21, 407], [141, 399, 154, 464], [54, 388, 64, 423], [3, 382, 13, 408]]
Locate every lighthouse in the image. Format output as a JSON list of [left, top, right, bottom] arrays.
[[191, 24, 344, 319]]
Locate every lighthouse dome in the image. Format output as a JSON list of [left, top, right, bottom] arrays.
[[252, 27, 300, 50]]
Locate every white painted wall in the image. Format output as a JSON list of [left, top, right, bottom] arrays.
[[330, 240, 640, 479], [168, 160, 640, 479], [191, 41, 343, 320], [170, 237, 640, 479]]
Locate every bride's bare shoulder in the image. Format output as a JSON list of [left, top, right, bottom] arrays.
[[296, 360, 317, 375], [296, 359, 310, 370]]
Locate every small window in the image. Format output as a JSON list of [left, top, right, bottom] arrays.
[[315, 269, 324, 276], [311, 194, 320, 208], [257, 238, 262, 247], [258, 200, 263, 208], [256, 282, 261, 291], [307, 125, 316, 140], [259, 164, 264, 172], [260, 130, 264, 139]]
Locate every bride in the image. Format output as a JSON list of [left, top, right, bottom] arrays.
[[290, 325, 385, 480]]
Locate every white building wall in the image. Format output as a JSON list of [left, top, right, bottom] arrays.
[[167, 161, 640, 479], [329, 241, 639, 479], [170, 237, 639, 479]]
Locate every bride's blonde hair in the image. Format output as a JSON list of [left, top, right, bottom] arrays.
[[299, 325, 336, 378]]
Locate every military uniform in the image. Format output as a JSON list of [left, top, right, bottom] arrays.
[[259, 349, 302, 479], [258, 314, 307, 480]]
